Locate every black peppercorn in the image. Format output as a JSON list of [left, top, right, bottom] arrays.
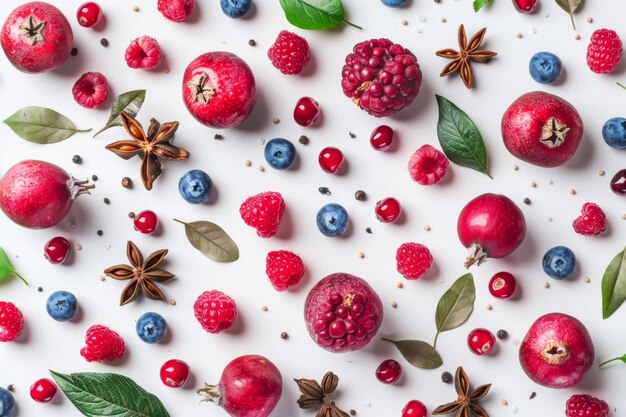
[[354, 190, 366, 201], [441, 371, 453, 383], [100, 38, 109, 47], [72, 155, 82, 164], [298, 135, 309, 145], [497, 329, 508, 339]]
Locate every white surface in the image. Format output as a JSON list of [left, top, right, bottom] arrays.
[[0, 0, 625, 416]]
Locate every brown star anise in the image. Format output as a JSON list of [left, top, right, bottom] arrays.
[[295, 372, 349, 417], [105, 112, 189, 190], [433, 367, 491, 417], [104, 241, 175, 306], [436, 25, 497, 89]]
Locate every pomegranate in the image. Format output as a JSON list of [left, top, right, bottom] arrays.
[[1, 1, 73, 73], [304, 272, 383, 353], [197, 355, 282, 417], [519, 313, 594, 389], [457, 193, 526, 267], [0, 160, 94, 229], [182, 51, 256, 129], [502, 91, 583, 167]]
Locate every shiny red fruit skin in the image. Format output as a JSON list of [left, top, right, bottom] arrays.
[[76, 2, 102, 27], [1, 1, 73, 73], [44, 236, 71, 264], [370, 125, 394, 151], [610, 169, 626, 195], [30, 378, 57, 402], [182, 52, 256, 129], [489, 271, 517, 299], [375, 359, 402, 384], [293, 97, 320, 127], [160, 359, 190, 388], [502, 91, 583, 168], [319, 147, 344, 174], [512, 0, 538, 13], [519, 313, 594, 389], [375, 197, 401, 223], [134, 210, 159, 234], [467, 328, 496, 355], [402, 400, 427, 417]]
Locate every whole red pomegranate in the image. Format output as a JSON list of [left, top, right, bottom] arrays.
[[1, 2, 73, 73], [341, 38, 422, 117], [304, 273, 383, 353], [502, 91, 583, 167], [0, 160, 93, 229], [182, 52, 256, 129], [519, 313, 594, 389], [197, 355, 282, 417], [457, 193, 526, 268]]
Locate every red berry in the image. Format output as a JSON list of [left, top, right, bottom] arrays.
[[76, 2, 102, 28], [44, 236, 71, 264], [293, 97, 320, 127], [467, 328, 496, 355], [611, 169, 626, 195], [573, 203, 607, 237], [80, 325, 125, 362], [488, 272, 517, 299], [566, 394, 609, 417], [160, 359, 190, 388], [375, 359, 402, 384], [370, 125, 394, 151], [587, 29, 623, 74], [134, 210, 159, 234], [30, 378, 57, 402], [408, 145, 449, 185], [268, 30, 310, 75], [194, 290, 237, 334], [402, 400, 427, 417], [239, 191, 285, 238], [266, 250, 305, 291], [396, 242, 433, 280], [72, 72, 109, 109], [375, 197, 401, 223], [125, 36, 162, 70], [512, 0, 537, 13], [158, 0, 195, 22], [0, 301, 24, 342], [319, 147, 344, 174]]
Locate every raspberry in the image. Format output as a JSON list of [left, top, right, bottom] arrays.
[[396, 243, 433, 280], [0, 301, 24, 342], [240, 191, 285, 238], [266, 250, 305, 291], [267, 30, 310, 75], [573, 203, 608, 237], [341, 38, 422, 117], [125, 36, 162, 70], [158, 0, 195, 22], [587, 29, 623, 74], [408, 144, 449, 185], [80, 325, 125, 362], [193, 290, 237, 334], [566, 394, 609, 417], [72, 72, 109, 109]]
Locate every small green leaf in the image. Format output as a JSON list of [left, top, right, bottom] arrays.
[[0, 247, 28, 285], [436, 95, 491, 178], [278, 0, 361, 31], [382, 338, 442, 369], [434, 273, 475, 347], [601, 246, 626, 319], [174, 219, 239, 262], [555, 0, 583, 30], [599, 353, 626, 367], [473, 0, 492, 12], [4, 107, 91, 144], [94, 90, 146, 137]]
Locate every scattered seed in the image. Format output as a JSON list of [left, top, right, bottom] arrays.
[[272, 117, 280, 124], [523, 197, 531, 205], [547, 179, 554, 185], [37, 287, 43, 292], [529, 392, 536, 400], [318, 186, 331, 195], [497, 329, 508, 339], [71, 47, 78, 56], [584, 276, 591, 283], [365, 227, 372, 234], [598, 170, 605, 176], [261, 305, 268, 312], [390, 300, 398, 308], [515, 32, 523, 38], [214, 134, 224, 140], [72, 155, 82, 164], [71, 223, 78, 230], [400, 18, 408, 25], [298, 135, 309, 145], [259, 138, 265, 146], [586, 16, 593, 23], [546, 216, 553, 222], [169, 298, 176, 306], [248, 39, 256, 46], [74, 243, 82, 251], [357, 251, 365, 259], [441, 371, 453, 383], [100, 38, 109, 47], [97, 230, 103, 236], [501, 399, 509, 406], [434, 0, 440, 2], [355, 190, 367, 201], [622, 213, 626, 220], [440, 17, 446, 22], [132, 5, 140, 12], [396, 281, 403, 289], [98, 275, 105, 281], [91, 174, 98, 181], [349, 131, 356, 138], [280, 331, 288, 339], [569, 188, 576, 195], [530, 181, 537, 188], [486, 304, 493, 310], [574, 33, 581, 40], [423, 224, 431, 231], [121, 177, 132, 188], [244, 160, 252, 167], [103, 197, 110, 204], [128, 211, 136, 218], [349, 411, 356, 416], [512, 164, 519, 171], [543, 281, 550, 288], [258, 165, 265, 172], [163, 67, 171, 74], [6, 385, 14, 392]]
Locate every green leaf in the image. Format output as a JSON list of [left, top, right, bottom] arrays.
[[434, 273, 475, 347], [381, 338, 442, 369], [599, 353, 626, 367], [3, 107, 91, 144], [436, 95, 491, 178], [94, 90, 146, 137], [174, 219, 239, 262], [278, 0, 361, 31], [601, 247, 626, 319], [50, 370, 170, 417], [0, 247, 28, 285], [473, 0, 492, 12], [555, 0, 583, 30]]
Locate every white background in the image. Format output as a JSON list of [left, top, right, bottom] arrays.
[[0, 0, 625, 416]]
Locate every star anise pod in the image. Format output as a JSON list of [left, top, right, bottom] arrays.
[[433, 367, 491, 417], [294, 372, 349, 417], [105, 112, 189, 190], [104, 241, 175, 306], [435, 25, 497, 89]]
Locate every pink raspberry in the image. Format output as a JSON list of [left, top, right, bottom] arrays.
[[158, 0, 195, 22], [266, 250, 305, 291], [0, 301, 24, 342], [125, 36, 162, 70], [72, 72, 109, 109], [587, 29, 622, 74], [240, 191, 285, 238], [573, 203, 608, 237], [80, 325, 125, 362], [566, 394, 609, 417], [408, 144, 449, 185], [267, 30, 310, 75], [396, 243, 433, 280], [194, 290, 237, 334]]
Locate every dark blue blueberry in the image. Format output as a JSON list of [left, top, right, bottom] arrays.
[[380, 0, 407, 7], [46, 290, 78, 322], [136, 312, 167, 344], [220, 0, 252, 18], [179, 170, 213, 204], [316, 203, 349, 237], [602, 117, 626, 149], [529, 52, 562, 84], [264, 138, 296, 170], [542, 246, 576, 280], [0, 388, 15, 417]]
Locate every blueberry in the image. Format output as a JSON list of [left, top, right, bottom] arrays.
[[136, 312, 167, 344], [380, 0, 407, 7], [542, 246, 576, 280], [316, 203, 349, 237], [46, 290, 78, 321], [602, 117, 626, 149], [529, 52, 562, 84], [220, 0, 252, 18], [179, 170, 213, 204], [0, 388, 15, 417], [264, 138, 296, 170]]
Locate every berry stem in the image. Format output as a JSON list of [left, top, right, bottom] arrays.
[[11, 270, 28, 286], [433, 331, 440, 350], [617, 82, 626, 91], [598, 356, 624, 367], [568, 11, 576, 31], [342, 19, 363, 30]]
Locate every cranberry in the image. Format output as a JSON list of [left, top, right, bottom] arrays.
[[370, 125, 395, 151], [610, 169, 626, 195], [375, 197, 401, 223], [467, 328, 496, 355], [375, 359, 402, 384], [134, 210, 159, 234], [512, 0, 538, 13], [319, 147, 344, 174], [293, 97, 320, 127], [488, 271, 517, 299], [402, 400, 428, 417], [77, 2, 102, 27], [160, 359, 190, 388], [30, 378, 57, 402], [44, 237, 71, 264]]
